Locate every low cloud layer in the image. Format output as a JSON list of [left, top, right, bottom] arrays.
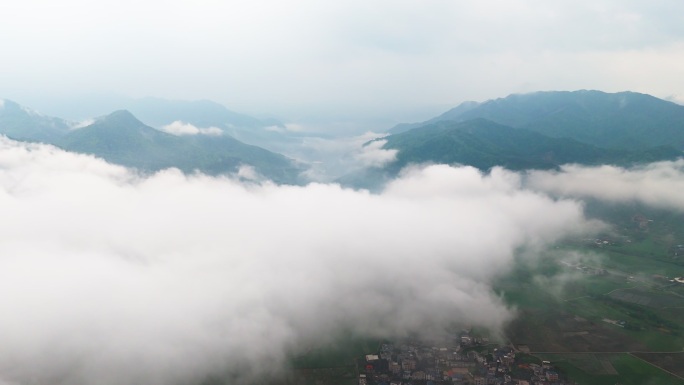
[[70, 118, 95, 129], [0, 138, 589, 385], [526, 160, 684, 211], [354, 139, 397, 168], [293, 132, 397, 181], [160, 120, 223, 136]]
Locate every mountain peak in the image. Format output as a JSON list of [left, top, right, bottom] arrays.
[[392, 90, 684, 151], [0, 98, 38, 115], [0, 98, 70, 142], [99, 110, 144, 126]]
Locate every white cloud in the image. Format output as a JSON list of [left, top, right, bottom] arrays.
[[283, 123, 308, 132], [526, 160, 684, 211], [70, 118, 94, 129], [293, 131, 395, 181], [354, 139, 397, 167], [665, 94, 684, 105], [160, 121, 223, 136], [0, 99, 4, 109], [0, 137, 590, 385], [19, 105, 40, 116], [236, 165, 261, 181], [264, 125, 285, 133]]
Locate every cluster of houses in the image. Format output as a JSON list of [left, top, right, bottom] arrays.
[[357, 334, 571, 385]]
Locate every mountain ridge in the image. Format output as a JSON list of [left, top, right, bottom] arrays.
[[0, 98, 71, 142], [0, 100, 304, 183], [388, 90, 684, 151], [383, 118, 682, 173], [339, 116, 683, 190], [56, 110, 303, 183]]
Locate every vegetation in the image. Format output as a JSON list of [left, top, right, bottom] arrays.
[[0, 99, 70, 142], [499, 198, 684, 385], [289, 336, 380, 369], [392, 90, 684, 151], [380, 118, 681, 176], [0, 105, 304, 184], [536, 353, 684, 385]]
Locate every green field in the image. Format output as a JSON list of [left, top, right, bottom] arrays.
[[279, 336, 380, 385], [535, 353, 684, 385], [290, 336, 379, 368], [501, 203, 684, 385], [276, 202, 684, 385]]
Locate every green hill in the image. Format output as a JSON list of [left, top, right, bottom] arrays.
[[56, 110, 303, 183], [0, 99, 70, 142], [382, 118, 682, 173], [123, 98, 297, 150], [127, 97, 273, 129], [390, 90, 684, 150], [340, 118, 682, 190]]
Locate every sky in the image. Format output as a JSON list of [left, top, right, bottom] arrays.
[[2, 0, 684, 127]]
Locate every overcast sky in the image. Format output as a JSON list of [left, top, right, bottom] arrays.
[[2, 0, 684, 126]]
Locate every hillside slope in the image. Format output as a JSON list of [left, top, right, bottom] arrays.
[[390, 90, 684, 150], [383, 118, 682, 173], [0, 99, 70, 142], [56, 110, 303, 183]]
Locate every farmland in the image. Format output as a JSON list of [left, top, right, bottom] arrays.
[[501, 202, 684, 383]]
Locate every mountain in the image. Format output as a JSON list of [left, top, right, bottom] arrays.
[[57, 110, 180, 169], [0, 99, 304, 183], [123, 98, 298, 150], [340, 118, 682, 190], [389, 90, 684, 150], [126, 98, 275, 129], [56, 110, 303, 183], [0, 99, 70, 142], [388, 100, 479, 134], [382, 118, 682, 174]]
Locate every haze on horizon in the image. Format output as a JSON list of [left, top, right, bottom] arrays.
[[2, 0, 684, 129]]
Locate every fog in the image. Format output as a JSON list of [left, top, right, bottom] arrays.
[[160, 121, 224, 137], [526, 160, 684, 211], [0, 138, 591, 385], [292, 132, 398, 182]]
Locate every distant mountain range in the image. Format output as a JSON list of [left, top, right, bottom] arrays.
[[121, 98, 301, 150], [3, 90, 684, 188], [0, 99, 71, 142], [389, 90, 684, 151], [0, 99, 303, 184], [342, 90, 684, 189], [382, 118, 681, 173]]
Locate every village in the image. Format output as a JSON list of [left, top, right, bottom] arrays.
[[356, 333, 572, 385]]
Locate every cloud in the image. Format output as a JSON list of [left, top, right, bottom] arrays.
[[283, 123, 308, 132], [236, 165, 262, 181], [354, 139, 398, 168], [160, 121, 223, 136], [293, 132, 396, 181], [70, 118, 95, 129], [264, 125, 285, 133], [0, 138, 590, 385], [665, 94, 684, 105], [526, 160, 684, 211]]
